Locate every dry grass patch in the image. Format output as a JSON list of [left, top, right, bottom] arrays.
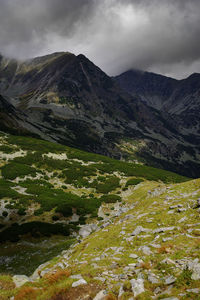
[[44, 269, 71, 284], [157, 244, 173, 254], [50, 283, 104, 300], [15, 286, 38, 300]]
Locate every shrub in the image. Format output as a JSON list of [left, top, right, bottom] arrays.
[[125, 178, 144, 187], [91, 176, 120, 193], [17, 207, 26, 216], [100, 194, 121, 203], [0, 222, 70, 242], [2, 162, 36, 180]]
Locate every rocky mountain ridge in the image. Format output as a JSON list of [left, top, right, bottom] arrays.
[[0, 52, 200, 177]]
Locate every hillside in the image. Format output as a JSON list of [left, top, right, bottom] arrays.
[[0, 53, 200, 177], [0, 134, 199, 299]]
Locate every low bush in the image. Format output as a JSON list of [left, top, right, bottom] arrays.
[[100, 194, 121, 203], [2, 162, 36, 180], [125, 178, 144, 187], [0, 222, 70, 242]]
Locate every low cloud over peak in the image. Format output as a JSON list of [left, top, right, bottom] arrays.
[[0, 0, 200, 78]]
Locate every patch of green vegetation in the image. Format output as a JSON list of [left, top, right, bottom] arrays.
[[1, 162, 36, 180], [0, 179, 20, 199], [7, 135, 66, 152], [175, 268, 193, 288], [64, 164, 97, 184], [0, 237, 75, 276], [99, 194, 121, 203], [0, 222, 71, 242], [91, 176, 120, 193], [0, 145, 16, 153], [126, 178, 144, 187]]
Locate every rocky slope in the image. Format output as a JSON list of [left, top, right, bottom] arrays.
[[0, 53, 200, 177], [0, 160, 199, 299]]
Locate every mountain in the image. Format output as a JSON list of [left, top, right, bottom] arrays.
[[115, 70, 200, 134], [0, 52, 200, 177], [115, 69, 200, 173], [0, 133, 199, 299], [114, 69, 178, 110]]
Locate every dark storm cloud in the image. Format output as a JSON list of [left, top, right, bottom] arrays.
[[0, 0, 200, 78]]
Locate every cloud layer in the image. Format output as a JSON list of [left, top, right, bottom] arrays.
[[0, 0, 200, 78]]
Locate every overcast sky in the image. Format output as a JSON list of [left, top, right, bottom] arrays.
[[0, 0, 200, 78]]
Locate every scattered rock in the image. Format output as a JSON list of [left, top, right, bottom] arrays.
[[186, 288, 200, 293], [178, 216, 187, 223], [165, 275, 176, 285], [79, 223, 98, 238], [131, 226, 149, 236], [154, 287, 162, 294], [130, 278, 145, 297], [187, 259, 200, 280], [118, 285, 124, 298], [129, 254, 138, 259], [162, 237, 173, 242], [148, 273, 159, 284], [93, 290, 107, 300], [177, 208, 186, 213], [153, 226, 175, 234], [72, 278, 87, 287], [138, 245, 152, 255]]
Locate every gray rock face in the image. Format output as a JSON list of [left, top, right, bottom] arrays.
[[153, 226, 175, 234], [138, 246, 152, 255], [129, 254, 138, 259], [148, 273, 159, 284], [165, 275, 176, 285], [186, 288, 200, 293], [79, 224, 98, 238], [130, 278, 145, 297], [131, 226, 149, 236], [187, 259, 200, 280], [72, 278, 87, 287], [12, 275, 29, 288], [93, 290, 107, 300]]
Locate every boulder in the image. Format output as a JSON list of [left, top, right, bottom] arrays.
[[93, 290, 107, 300], [130, 278, 145, 297], [131, 226, 149, 236], [13, 275, 29, 288], [72, 278, 87, 287]]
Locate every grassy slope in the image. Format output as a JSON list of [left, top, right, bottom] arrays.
[[1, 178, 199, 299], [1, 132, 199, 299], [0, 132, 188, 234]]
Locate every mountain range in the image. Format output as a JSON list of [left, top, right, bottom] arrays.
[[0, 52, 199, 177]]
